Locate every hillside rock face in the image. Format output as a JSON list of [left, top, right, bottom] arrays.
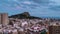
[[9, 12, 41, 19], [21, 12, 30, 17]]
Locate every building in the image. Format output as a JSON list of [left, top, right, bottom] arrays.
[[49, 25, 60, 34], [0, 14, 1, 24], [1, 13, 9, 25]]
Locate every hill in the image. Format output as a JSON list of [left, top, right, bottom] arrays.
[[9, 12, 42, 19]]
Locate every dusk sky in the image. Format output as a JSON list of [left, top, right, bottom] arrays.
[[0, 0, 60, 18]]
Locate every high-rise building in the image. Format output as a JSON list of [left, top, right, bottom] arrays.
[[1, 13, 9, 25], [49, 25, 60, 34]]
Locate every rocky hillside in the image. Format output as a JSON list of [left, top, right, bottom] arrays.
[[9, 12, 42, 19]]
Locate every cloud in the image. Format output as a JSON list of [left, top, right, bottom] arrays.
[[52, 0, 60, 5], [49, 6, 60, 11], [46, 0, 60, 11], [30, 0, 50, 6], [23, 1, 32, 4]]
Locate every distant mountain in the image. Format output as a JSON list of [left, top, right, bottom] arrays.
[[9, 12, 42, 19]]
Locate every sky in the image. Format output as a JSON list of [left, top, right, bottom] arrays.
[[0, 0, 60, 18]]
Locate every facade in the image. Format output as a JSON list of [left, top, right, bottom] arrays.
[[0, 14, 1, 24], [49, 25, 60, 34], [0, 13, 9, 25]]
